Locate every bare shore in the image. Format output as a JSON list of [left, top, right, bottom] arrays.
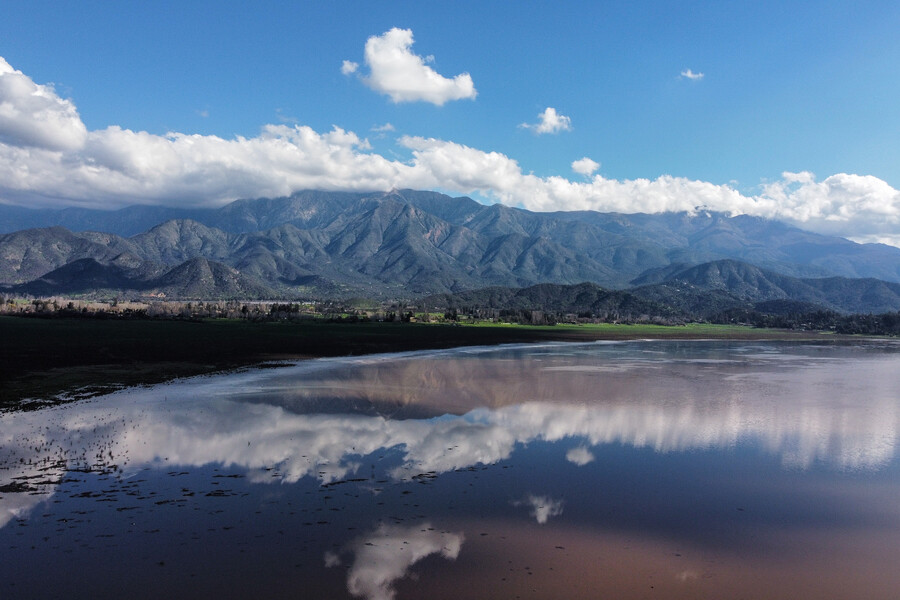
[[1, 316, 831, 410]]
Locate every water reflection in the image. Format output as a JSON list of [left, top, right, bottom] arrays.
[[326, 523, 464, 600], [3, 395, 896, 531], [512, 495, 565, 524], [2, 341, 899, 530], [1, 340, 899, 599], [565, 446, 595, 465]]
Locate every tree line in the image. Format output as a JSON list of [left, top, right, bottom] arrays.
[[4, 293, 900, 335]]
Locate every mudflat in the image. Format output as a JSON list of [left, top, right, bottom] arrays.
[[1, 316, 827, 409]]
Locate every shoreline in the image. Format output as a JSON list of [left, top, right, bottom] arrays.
[[0, 315, 844, 410]]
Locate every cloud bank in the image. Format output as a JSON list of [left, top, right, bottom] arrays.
[[1, 56, 899, 243], [345, 28, 477, 105]]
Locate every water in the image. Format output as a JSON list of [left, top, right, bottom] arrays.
[[2, 340, 899, 599]]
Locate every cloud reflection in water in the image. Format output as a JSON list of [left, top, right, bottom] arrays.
[[513, 494, 565, 524], [326, 523, 464, 600], [2, 341, 898, 531], [566, 446, 596, 466]]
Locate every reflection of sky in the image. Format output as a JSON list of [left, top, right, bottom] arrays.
[[513, 494, 564, 524], [566, 446, 595, 466], [2, 340, 899, 533], [326, 523, 463, 600]]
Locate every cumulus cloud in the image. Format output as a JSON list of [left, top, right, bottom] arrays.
[[0, 57, 87, 151], [0, 60, 410, 208], [0, 122, 410, 209], [1, 57, 900, 243], [758, 171, 900, 240], [520, 107, 572, 134], [680, 68, 704, 80], [572, 157, 600, 177], [371, 123, 395, 133], [350, 28, 476, 105], [399, 136, 900, 243], [399, 135, 750, 213]]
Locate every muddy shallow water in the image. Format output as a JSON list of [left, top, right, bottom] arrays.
[[2, 340, 899, 599]]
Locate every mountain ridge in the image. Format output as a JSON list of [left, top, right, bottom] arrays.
[[2, 189, 900, 307]]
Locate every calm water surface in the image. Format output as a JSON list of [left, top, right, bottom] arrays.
[[2, 340, 899, 599]]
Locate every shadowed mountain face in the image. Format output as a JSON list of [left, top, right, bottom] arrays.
[[422, 282, 681, 320], [2, 189, 900, 302], [0, 227, 133, 285], [424, 262, 900, 316], [632, 260, 900, 314], [10, 257, 271, 299]]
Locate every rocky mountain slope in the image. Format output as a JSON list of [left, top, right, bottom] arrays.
[[631, 259, 900, 314], [424, 260, 900, 317], [2, 189, 900, 305]]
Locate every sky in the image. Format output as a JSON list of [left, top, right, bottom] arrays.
[[1, 1, 900, 244]]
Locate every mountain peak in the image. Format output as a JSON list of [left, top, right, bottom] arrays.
[[3, 190, 900, 300]]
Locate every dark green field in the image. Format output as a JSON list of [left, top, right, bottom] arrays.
[[0, 316, 827, 410]]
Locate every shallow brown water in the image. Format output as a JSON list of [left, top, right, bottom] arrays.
[[2, 340, 899, 599]]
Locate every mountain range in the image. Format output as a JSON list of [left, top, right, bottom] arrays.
[[424, 260, 900, 318], [3, 189, 900, 313]]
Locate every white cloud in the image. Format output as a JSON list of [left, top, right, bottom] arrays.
[[0, 62, 409, 208], [358, 28, 476, 105], [757, 171, 900, 241], [572, 157, 600, 177], [398, 135, 751, 214], [681, 68, 704, 80], [520, 107, 572, 134], [1, 57, 900, 243], [399, 135, 527, 194], [399, 136, 900, 242], [341, 60, 359, 76], [0, 57, 86, 151], [371, 123, 395, 133]]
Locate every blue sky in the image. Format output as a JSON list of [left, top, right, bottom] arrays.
[[1, 1, 900, 243]]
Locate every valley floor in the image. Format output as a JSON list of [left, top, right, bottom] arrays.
[[1, 316, 830, 410]]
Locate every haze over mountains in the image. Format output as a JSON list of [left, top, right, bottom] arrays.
[[3, 189, 900, 314]]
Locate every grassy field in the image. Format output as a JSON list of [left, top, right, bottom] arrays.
[[459, 321, 775, 336], [0, 316, 827, 409]]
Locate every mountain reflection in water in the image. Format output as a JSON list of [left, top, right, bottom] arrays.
[[1, 340, 899, 599]]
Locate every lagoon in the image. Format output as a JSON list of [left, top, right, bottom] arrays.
[[2, 340, 899, 599]]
